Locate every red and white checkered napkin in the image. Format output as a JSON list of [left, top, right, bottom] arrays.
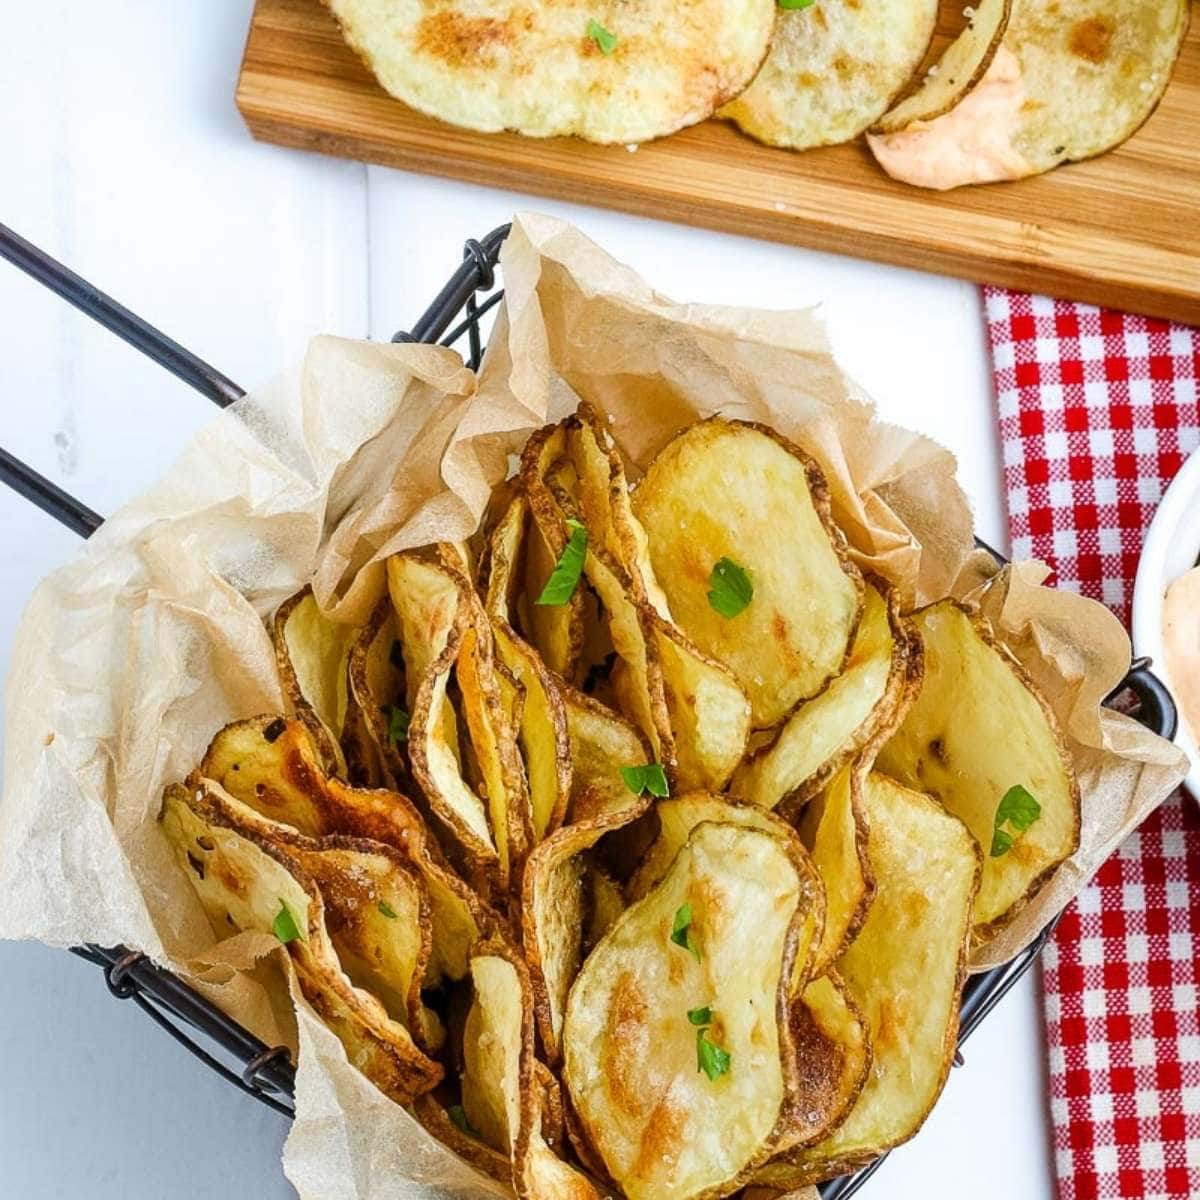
[[983, 288, 1200, 1200]]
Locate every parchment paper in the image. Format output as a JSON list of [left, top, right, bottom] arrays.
[[0, 212, 1186, 1198]]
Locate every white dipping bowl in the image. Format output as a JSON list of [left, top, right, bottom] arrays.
[[1132, 444, 1200, 802]]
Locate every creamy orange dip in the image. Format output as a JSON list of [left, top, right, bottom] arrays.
[[866, 48, 1033, 191], [1164, 566, 1200, 746]]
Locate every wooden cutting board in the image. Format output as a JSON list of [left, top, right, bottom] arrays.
[[237, 0, 1200, 323]]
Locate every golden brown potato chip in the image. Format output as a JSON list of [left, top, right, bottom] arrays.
[[562, 821, 823, 1200], [796, 764, 874, 977], [521, 687, 651, 1062], [481, 494, 573, 843], [200, 715, 491, 983], [754, 771, 980, 1186], [632, 419, 863, 729], [347, 597, 409, 790], [730, 582, 921, 814], [583, 863, 625, 953], [161, 782, 443, 1104], [876, 599, 1080, 941], [460, 940, 605, 1199], [523, 418, 750, 791], [272, 587, 357, 774]]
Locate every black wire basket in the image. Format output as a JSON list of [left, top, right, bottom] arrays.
[[0, 221, 1180, 1198]]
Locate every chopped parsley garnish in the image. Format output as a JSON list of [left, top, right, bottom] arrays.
[[707, 557, 753, 618], [378, 901, 398, 919], [272, 899, 304, 944], [670, 902, 701, 962], [385, 704, 410, 747], [536, 518, 588, 606], [990, 784, 1042, 857], [620, 762, 670, 798], [777, 0, 816, 9], [687, 1005, 713, 1026], [696, 1028, 732, 1080], [586, 18, 618, 54]]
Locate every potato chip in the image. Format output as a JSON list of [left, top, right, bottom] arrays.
[[731, 582, 921, 814], [161, 782, 443, 1104], [347, 597, 409, 790], [482, 495, 573, 842], [796, 764, 873, 977], [272, 586, 357, 774], [523, 418, 750, 791], [868, 0, 1188, 185], [754, 771, 980, 1186], [521, 687, 651, 1062], [200, 715, 491, 983], [459, 941, 605, 1199], [875, 600, 1079, 941], [562, 821, 823, 1200], [583, 864, 625, 953], [632, 419, 863, 728], [325, 0, 775, 145], [719, 0, 938, 149]]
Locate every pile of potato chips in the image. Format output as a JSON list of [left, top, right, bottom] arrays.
[[325, 0, 1188, 187], [163, 407, 1080, 1197]]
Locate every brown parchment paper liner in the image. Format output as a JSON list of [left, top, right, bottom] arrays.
[[0, 212, 1185, 1198]]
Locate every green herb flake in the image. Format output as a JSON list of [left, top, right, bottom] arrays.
[[586, 18, 618, 54], [378, 901, 398, 919], [620, 762, 670, 799], [777, 0, 816, 9], [670, 902, 701, 962], [707, 557, 754, 618], [448, 1104, 477, 1136], [272, 899, 304, 944], [536, 518, 588, 606], [687, 1005, 713, 1026], [696, 1028, 731, 1080], [990, 784, 1042, 858], [386, 705, 410, 747]]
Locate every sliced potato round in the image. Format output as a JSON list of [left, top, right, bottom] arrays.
[[562, 821, 823, 1200], [730, 581, 921, 813], [347, 598, 408, 790], [633, 419, 863, 729], [868, 0, 1188, 187], [871, 0, 1011, 134], [161, 782, 443, 1105], [719, 0, 938, 149], [326, 0, 776, 145], [755, 771, 980, 1186], [875, 599, 1080, 942]]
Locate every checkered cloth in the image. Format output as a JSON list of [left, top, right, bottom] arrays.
[[984, 288, 1200, 1200]]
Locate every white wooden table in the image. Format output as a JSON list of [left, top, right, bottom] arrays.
[[0, 4, 1054, 1197]]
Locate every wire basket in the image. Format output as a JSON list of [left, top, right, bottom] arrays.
[[0, 221, 1179, 1198]]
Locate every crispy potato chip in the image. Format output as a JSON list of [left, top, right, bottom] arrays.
[[584, 863, 625, 953], [482, 495, 573, 842], [783, 972, 871, 1150], [326, 0, 775, 145], [755, 771, 980, 1186], [272, 587, 357, 774], [871, 0, 1010, 134], [796, 764, 874, 977], [562, 821, 823, 1200], [200, 715, 491, 983], [719, 0, 938, 149], [161, 782, 443, 1104], [460, 941, 605, 1199], [347, 598, 409, 790], [868, 0, 1188, 186], [523, 418, 750, 791], [731, 582, 921, 814], [632, 419, 863, 729], [521, 687, 651, 1062], [876, 600, 1080, 941]]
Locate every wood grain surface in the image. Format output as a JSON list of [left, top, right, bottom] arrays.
[[237, 0, 1200, 322]]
